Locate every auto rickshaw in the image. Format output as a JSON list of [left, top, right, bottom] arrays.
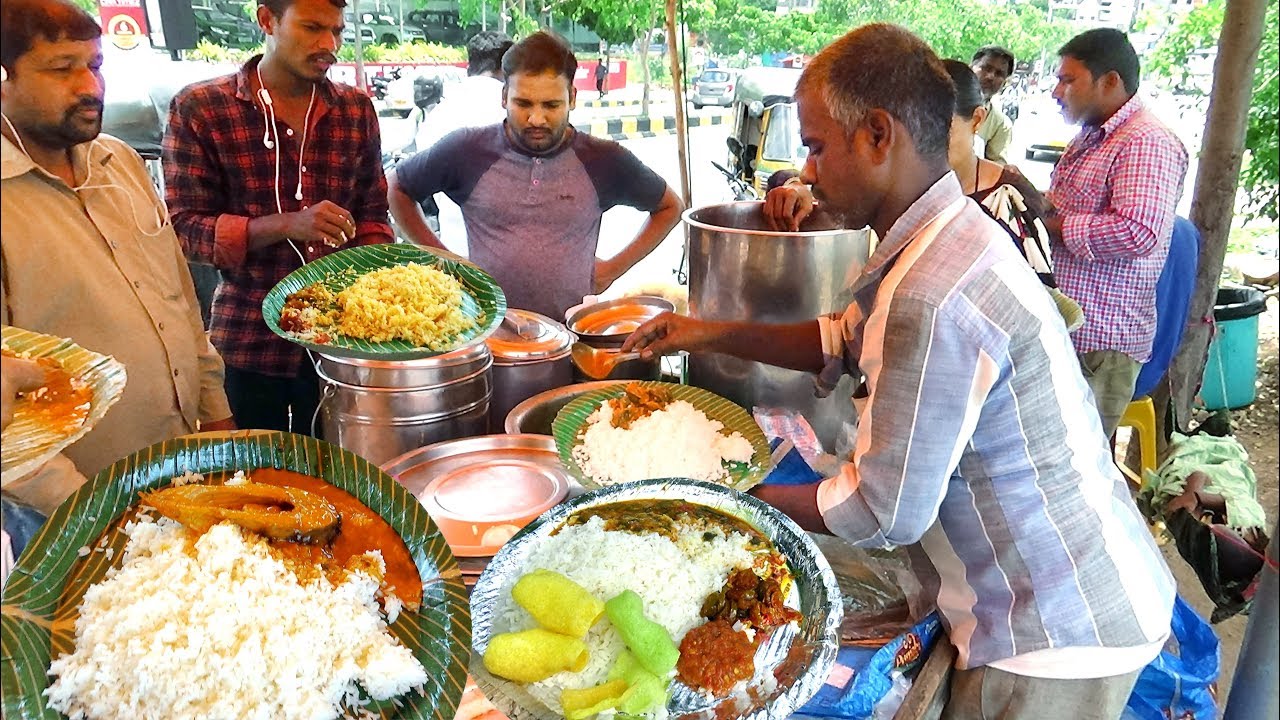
[[724, 66, 807, 196]]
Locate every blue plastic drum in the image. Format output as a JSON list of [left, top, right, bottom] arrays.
[[1200, 286, 1267, 410]]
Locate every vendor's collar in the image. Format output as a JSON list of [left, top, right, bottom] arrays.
[[858, 173, 965, 280]]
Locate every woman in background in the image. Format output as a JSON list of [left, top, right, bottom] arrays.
[[942, 59, 1057, 288]]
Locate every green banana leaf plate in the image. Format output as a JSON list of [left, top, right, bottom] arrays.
[[551, 381, 773, 492], [0, 431, 471, 720], [1, 326, 127, 485], [262, 243, 506, 361]]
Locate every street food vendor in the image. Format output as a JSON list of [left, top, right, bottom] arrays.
[[623, 24, 1175, 720], [388, 31, 684, 322], [1, 0, 234, 514], [163, 0, 394, 434]]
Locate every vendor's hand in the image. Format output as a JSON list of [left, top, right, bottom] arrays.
[[287, 200, 357, 248], [763, 181, 816, 232], [1, 355, 48, 430], [621, 312, 718, 359]]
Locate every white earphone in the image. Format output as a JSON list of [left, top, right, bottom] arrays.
[[255, 64, 319, 264], [2, 65, 8, 82], [258, 87, 275, 149]]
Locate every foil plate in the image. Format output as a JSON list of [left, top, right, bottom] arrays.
[[469, 478, 843, 720]]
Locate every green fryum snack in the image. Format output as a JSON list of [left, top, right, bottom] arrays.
[[603, 590, 680, 676], [608, 651, 667, 714]]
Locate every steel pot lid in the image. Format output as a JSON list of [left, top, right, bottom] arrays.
[[565, 295, 675, 341], [486, 309, 574, 363]]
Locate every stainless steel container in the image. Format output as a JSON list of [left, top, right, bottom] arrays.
[[486, 309, 575, 433], [503, 380, 629, 435], [381, 434, 578, 557], [565, 296, 673, 381], [315, 346, 492, 467], [685, 202, 873, 451]]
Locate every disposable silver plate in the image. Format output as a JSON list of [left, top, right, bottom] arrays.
[[469, 478, 843, 720]]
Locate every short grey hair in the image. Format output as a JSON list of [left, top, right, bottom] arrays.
[[797, 24, 955, 158]]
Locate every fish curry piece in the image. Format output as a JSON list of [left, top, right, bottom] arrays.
[[140, 482, 340, 544]]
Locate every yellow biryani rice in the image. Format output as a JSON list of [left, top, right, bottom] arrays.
[[336, 263, 477, 350]]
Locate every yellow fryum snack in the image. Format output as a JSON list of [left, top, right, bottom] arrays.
[[561, 679, 629, 720], [482, 629, 589, 683], [512, 569, 605, 639]]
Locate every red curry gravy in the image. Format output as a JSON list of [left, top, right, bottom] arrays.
[[251, 469, 423, 610]]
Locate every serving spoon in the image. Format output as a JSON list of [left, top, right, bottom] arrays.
[[570, 342, 642, 380]]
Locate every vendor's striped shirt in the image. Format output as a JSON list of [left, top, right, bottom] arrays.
[[815, 174, 1174, 670]]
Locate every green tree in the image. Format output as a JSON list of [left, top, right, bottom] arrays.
[[71, 0, 97, 14], [701, 0, 1074, 68], [1147, 0, 1224, 91], [1149, 0, 1277, 221]]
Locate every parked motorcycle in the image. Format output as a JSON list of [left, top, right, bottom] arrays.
[[370, 67, 402, 102], [713, 160, 756, 201]]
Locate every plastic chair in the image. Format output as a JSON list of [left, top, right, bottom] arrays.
[[1116, 397, 1157, 487]]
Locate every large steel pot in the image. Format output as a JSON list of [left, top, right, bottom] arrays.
[[485, 309, 575, 433], [685, 202, 873, 451], [565, 296, 672, 381], [504, 380, 628, 435], [315, 345, 492, 467]]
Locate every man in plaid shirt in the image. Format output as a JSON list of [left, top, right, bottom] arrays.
[[1043, 29, 1188, 437], [164, 0, 393, 433]]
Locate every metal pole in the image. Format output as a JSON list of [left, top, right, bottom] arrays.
[[482, 0, 487, 30], [1222, 519, 1279, 720], [352, 0, 367, 94]]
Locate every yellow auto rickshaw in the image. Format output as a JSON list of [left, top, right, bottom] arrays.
[[725, 66, 808, 196]]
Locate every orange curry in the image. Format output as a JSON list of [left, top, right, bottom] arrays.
[[1, 349, 92, 433]]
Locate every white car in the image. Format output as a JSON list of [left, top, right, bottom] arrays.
[[689, 69, 738, 109]]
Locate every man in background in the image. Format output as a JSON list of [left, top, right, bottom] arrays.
[[1043, 28, 1187, 437], [164, 0, 393, 434], [2, 0, 233, 514], [971, 45, 1016, 163], [594, 55, 609, 96], [388, 31, 683, 321], [414, 31, 513, 152], [410, 31, 513, 248]]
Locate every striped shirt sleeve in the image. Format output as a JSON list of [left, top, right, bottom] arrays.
[[817, 295, 1002, 547]]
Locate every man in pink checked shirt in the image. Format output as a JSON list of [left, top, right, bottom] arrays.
[[1042, 28, 1188, 438]]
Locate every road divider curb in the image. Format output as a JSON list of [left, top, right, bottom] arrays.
[[581, 113, 727, 141], [580, 98, 644, 108]]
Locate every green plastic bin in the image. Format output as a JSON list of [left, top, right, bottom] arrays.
[[1200, 286, 1267, 410]]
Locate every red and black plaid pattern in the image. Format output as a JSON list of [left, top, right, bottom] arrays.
[[163, 56, 393, 377]]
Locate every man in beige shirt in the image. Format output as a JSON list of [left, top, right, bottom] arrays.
[[1, 0, 234, 514], [972, 45, 1016, 164]]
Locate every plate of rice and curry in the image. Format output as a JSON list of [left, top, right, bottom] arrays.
[[1, 326, 127, 485], [552, 382, 773, 492], [263, 244, 507, 361], [0, 431, 471, 720], [469, 479, 842, 720]]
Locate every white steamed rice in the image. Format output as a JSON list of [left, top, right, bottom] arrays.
[[490, 515, 759, 714], [45, 516, 427, 720], [571, 400, 754, 485]]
